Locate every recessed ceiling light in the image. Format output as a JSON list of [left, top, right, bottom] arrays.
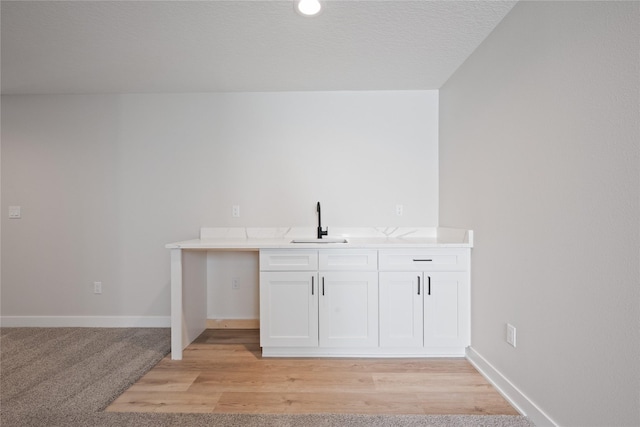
[[296, 0, 322, 17]]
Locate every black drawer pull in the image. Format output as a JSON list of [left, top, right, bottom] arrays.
[[413, 259, 432, 262]]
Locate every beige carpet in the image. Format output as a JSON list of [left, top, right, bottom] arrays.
[[0, 327, 534, 427]]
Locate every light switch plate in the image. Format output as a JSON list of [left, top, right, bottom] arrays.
[[506, 323, 517, 347], [9, 206, 21, 219]]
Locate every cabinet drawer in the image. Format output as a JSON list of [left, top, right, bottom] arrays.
[[260, 250, 318, 271], [379, 249, 468, 272], [319, 250, 378, 271]]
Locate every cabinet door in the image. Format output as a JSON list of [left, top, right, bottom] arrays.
[[379, 272, 423, 348], [424, 272, 469, 348], [260, 272, 318, 347], [319, 272, 378, 348]]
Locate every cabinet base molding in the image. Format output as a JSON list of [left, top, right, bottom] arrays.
[[262, 346, 466, 358], [206, 318, 259, 329]]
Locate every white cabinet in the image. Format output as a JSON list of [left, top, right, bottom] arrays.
[[259, 250, 318, 347], [319, 271, 378, 347], [261, 247, 470, 357], [260, 249, 378, 351], [379, 272, 423, 348], [424, 272, 468, 348], [378, 249, 469, 272], [379, 250, 470, 352], [259, 250, 318, 271], [318, 250, 377, 271], [318, 250, 378, 348], [259, 271, 318, 347]]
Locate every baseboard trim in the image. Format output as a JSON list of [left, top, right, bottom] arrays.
[[0, 316, 170, 328], [466, 346, 557, 427], [206, 318, 259, 329]]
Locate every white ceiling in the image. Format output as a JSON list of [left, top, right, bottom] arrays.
[[0, 0, 516, 94]]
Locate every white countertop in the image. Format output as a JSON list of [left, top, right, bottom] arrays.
[[166, 227, 473, 250]]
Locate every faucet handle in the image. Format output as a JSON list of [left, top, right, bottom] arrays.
[[317, 226, 328, 239]]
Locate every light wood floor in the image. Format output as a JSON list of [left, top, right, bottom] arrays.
[[107, 329, 518, 415]]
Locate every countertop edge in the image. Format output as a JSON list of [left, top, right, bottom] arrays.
[[165, 241, 473, 250], [166, 227, 473, 250]]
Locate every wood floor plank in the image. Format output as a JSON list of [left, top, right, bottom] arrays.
[[107, 390, 221, 413], [194, 329, 260, 344], [176, 351, 262, 361], [107, 329, 518, 416], [213, 392, 426, 414], [189, 371, 375, 393], [125, 371, 201, 392], [153, 357, 477, 375], [372, 372, 494, 393], [417, 391, 520, 415]]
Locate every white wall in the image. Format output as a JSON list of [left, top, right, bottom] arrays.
[[207, 252, 259, 320], [440, 2, 639, 426], [1, 91, 439, 321]]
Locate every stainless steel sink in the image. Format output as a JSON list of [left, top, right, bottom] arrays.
[[291, 238, 348, 244]]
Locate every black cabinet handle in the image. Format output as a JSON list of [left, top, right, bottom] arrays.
[[418, 276, 421, 295], [312, 276, 314, 295], [413, 259, 432, 262], [428, 276, 431, 295], [322, 277, 325, 296]]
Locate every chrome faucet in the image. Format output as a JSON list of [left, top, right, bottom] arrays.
[[317, 202, 328, 239]]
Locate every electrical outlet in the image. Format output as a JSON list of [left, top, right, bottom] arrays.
[[506, 323, 516, 347], [232, 278, 240, 290], [396, 204, 403, 216], [232, 205, 240, 218], [94, 281, 102, 294], [9, 206, 21, 219]]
